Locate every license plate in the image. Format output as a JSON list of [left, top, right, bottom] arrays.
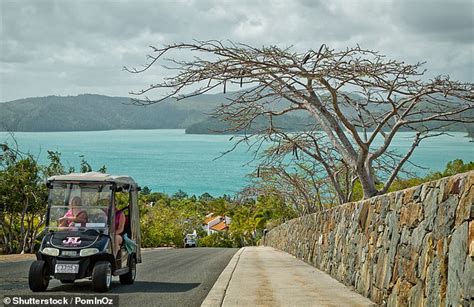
[[55, 264, 79, 274]]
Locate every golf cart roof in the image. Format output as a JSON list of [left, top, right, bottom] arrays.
[[48, 172, 138, 187]]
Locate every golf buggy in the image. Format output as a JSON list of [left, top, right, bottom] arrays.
[[183, 233, 198, 248], [29, 172, 142, 292]]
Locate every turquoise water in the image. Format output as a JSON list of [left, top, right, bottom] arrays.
[[1, 130, 472, 196]]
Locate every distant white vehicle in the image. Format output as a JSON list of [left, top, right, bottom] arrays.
[[184, 234, 198, 248]]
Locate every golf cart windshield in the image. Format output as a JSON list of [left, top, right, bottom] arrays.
[[47, 183, 113, 232]]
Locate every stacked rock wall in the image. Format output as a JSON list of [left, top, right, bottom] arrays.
[[264, 171, 473, 305]]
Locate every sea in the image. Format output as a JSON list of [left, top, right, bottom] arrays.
[[1, 130, 472, 196]]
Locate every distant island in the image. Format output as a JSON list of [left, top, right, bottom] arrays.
[[0, 93, 472, 136], [185, 116, 314, 134], [0, 93, 312, 134], [0, 93, 219, 132]]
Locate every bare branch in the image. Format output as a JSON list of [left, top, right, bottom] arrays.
[[128, 40, 474, 200]]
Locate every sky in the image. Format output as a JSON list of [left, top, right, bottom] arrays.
[[0, 0, 473, 102]]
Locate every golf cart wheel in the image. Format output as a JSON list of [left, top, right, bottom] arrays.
[[119, 257, 136, 285], [28, 260, 50, 292], [92, 261, 112, 292]]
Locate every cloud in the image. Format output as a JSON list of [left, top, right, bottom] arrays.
[[393, 0, 474, 43], [0, 0, 472, 102]]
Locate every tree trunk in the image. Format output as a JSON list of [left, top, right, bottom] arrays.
[[20, 199, 29, 254], [1, 222, 9, 254], [23, 214, 33, 253], [358, 167, 378, 199], [8, 214, 14, 254], [30, 214, 44, 252]]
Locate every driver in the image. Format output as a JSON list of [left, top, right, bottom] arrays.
[[58, 196, 88, 227]]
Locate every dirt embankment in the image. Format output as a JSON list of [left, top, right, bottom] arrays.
[[0, 253, 36, 263]]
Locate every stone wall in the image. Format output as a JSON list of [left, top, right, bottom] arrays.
[[264, 171, 473, 306]]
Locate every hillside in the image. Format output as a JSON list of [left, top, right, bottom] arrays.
[[0, 94, 224, 132], [0, 91, 309, 133], [0, 93, 471, 135], [185, 116, 315, 134]]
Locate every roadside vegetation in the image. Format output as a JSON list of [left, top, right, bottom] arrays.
[[139, 190, 296, 248], [0, 143, 106, 254]]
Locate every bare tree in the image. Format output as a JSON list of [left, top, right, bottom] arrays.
[[126, 40, 473, 201], [251, 164, 327, 216]]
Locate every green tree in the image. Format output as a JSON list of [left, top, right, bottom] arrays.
[[199, 232, 233, 248], [79, 155, 92, 173], [0, 143, 108, 254], [0, 145, 62, 253], [44, 151, 66, 177], [427, 159, 474, 179], [141, 186, 152, 195], [172, 189, 188, 199], [97, 165, 107, 173]]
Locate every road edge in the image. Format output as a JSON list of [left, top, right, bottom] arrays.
[[201, 247, 244, 307]]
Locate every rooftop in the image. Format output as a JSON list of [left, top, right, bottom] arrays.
[[48, 172, 138, 186], [210, 221, 228, 232]]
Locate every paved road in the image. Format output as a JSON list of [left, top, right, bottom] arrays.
[[0, 248, 238, 307]]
